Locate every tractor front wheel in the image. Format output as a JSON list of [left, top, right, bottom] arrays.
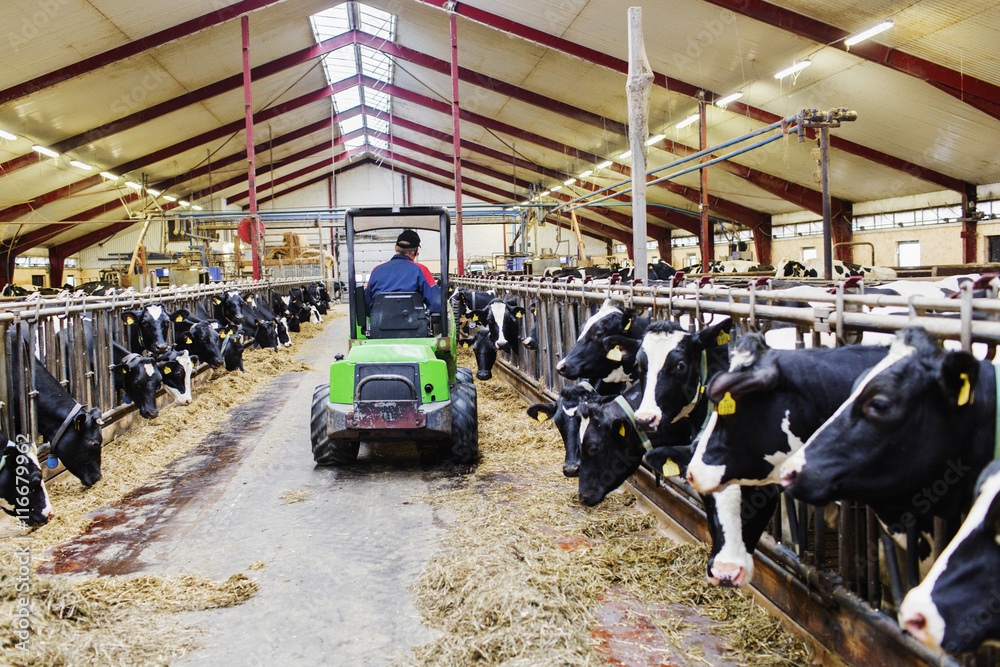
[[444, 381, 478, 464], [311, 384, 360, 465], [456, 366, 474, 384]]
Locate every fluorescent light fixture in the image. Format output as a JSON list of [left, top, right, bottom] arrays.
[[645, 133, 666, 146], [774, 60, 811, 79], [715, 91, 744, 107], [595, 160, 613, 170], [578, 169, 593, 178], [179, 200, 191, 207], [125, 181, 142, 190], [146, 189, 161, 196], [675, 114, 699, 129], [845, 21, 893, 47], [519, 200, 530, 206], [0, 129, 16, 141], [563, 177, 576, 186], [69, 160, 92, 170], [163, 195, 177, 202], [540, 190, 551, 196], [617, 150, 631, 159], [99, 171, 119, 180], [551, 185, 563, 192], [192, 205, 203, 211], [32, 145, 58, 158]]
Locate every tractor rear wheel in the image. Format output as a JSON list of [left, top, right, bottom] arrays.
[[311, 384, 360, 465], [456, 366, 473, 384], [444, 381, 478, 464]]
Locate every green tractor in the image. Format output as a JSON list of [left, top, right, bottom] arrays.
[[310, 206, 478, 465]]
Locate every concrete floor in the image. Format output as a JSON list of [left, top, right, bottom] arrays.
[[48, 312, 445, 666]]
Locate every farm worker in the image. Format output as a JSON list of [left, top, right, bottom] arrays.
[[365, 229, 441, 311]]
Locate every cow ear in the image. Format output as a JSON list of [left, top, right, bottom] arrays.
[[707, 360, 780, 402], [121, 311, 137, 326], [526, 403, 557, 422], [190, 355, 200, 365], [614, 417, 628, 438], [940, 351, 979, 407], [512, 306, 525, 319], [603, 335, 639, 361], [458, 338, 473, 348], [213, 297, 222, 305], [183, 335, 193, 344], [695, 317, 734, 350], [171, 308, 189, 322], [621, 308, 637, 332], [470, 309, 486, 323]]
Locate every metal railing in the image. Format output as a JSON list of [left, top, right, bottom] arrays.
[[454, 273, 1000, 666]]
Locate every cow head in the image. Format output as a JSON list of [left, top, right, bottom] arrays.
[[178, 320, 224, 368], [246, 319, 278, 350], [899, 461, 1000, 653], [157, 349, 196, 406], [221, 326, 245, 372], [576, 396, 646, 506], [556, 300, 639, 382], [122, 305, 188, 353], [774, 260, 807, 278], [0, 439, 53, 525], [632, 319, 733, 430], [213, 290, 245, 325], [275, 317, 292, 347], [526, 383, 600, 477], [113, 354, 162, 419], [459, 328, 496, 380], [470, 299, 524, 353], [52, 407, 104, 487], [781, 327, 979, 508]]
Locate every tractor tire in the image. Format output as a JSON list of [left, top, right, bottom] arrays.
[[311, 384, 359, 465], [444, 381, 478, 464], [456, 366, 474, 385]]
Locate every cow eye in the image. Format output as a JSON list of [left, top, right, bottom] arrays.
[[863, 395, 893, 418], [674, 361, 688, 374]]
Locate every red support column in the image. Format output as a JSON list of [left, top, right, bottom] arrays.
[[0, 253, 15, 288], [753, 215, 773, 266], [832, 202, 854, 263], [656, 228, 671, 263], [48, 250, 66, 287], [698, 94, 713, 271], [450, 12, 465, 274], [242, 15, 262, 280]]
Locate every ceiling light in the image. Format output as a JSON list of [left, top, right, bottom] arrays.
[[146, 189, 161, 196], [715, 91, 744, 107], [125, 181, 142, 190], [99, 171, 119, 180], [179, 200, 191, 207], [69, 160, 92, 170], [32, 145, 58, 158], [551, 185, 563, 192], [675, 114, 699, 129], [563, 177, 576, 186], [845, 21, 893, 47], [192, 205, 203, 211], [163, 195, 176, 202], [645, 134, 666, 146], [617, 150, 631, 159], [0, 129, 17, 141], [540, 190, 550, 196], [578, 169, 593, 178], [595, 160, 613, 170], [774, 60, 811, 79], [519, 200, 530, 206]]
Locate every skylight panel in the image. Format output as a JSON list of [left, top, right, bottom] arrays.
[[357, 4, 395, 40], [359, 46, 393, 83], [322, 45, 358, 84], [339, 115, 365, 134], [345, 136, 366, 150], [364, 86, 391, 112], [368, 136, 389, 151], [333, 88, 362, 113], [310, 4, 350, 41], [366, 116, 389, 134]]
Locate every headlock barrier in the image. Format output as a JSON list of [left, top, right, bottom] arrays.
[[454, 272, 1000, 667], [0, 277, 334, 483]]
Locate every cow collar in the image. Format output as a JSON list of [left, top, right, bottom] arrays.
[[48, 402, 84, 468], [672, 350, 708, 424], [613, 395, 653, 452]]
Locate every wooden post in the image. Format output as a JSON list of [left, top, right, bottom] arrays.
[[626, 7, 652, 283], [127, 216, 154, 275], [570, 211, 587, 264]]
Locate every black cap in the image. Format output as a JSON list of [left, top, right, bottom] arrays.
[[396, 229, 421, 249]]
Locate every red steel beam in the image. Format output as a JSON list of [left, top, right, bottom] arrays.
[[415, 0, 967, 192], [0, 0, 287, 106], [701, 0, 1000, 121]]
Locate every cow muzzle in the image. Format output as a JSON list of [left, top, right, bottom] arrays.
[[710, 562, 749, 588], [634, 410, 660, 430], [562, 461, 579, 477], [476, 370, 492, 381]]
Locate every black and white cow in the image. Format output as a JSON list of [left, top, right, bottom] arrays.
[[899, 460, 1000, 653], [212, 289, 246, 327], [452, 289, 495, 335], [521, 304, 539, 351], [10, 348, 104, 487], [526, 382, 600, 477], [705, 260, 773, 273], [273, 293, 302, 333], [112, 341, 163, 419], [122, 304, 189, 354], [240, 298, 279, 350], [220, 325, 246, 372], [0, 434, 53, 525], [254, 296, 291, 347], [555, 300, 648, 391], [774, 258, 897, 281], [470, 298, 524, 355], [780, 327, 994, 535], [290, 287, 322, 323], [174, 318, 225, 369], [685, 334, 888, 494], [155, 348, 197, 406], [459, 328, 497, 381]]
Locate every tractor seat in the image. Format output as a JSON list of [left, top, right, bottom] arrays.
[[368, 292, 429, 339]]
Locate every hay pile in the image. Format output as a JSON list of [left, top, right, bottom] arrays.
[[0, 570, 257, 666], [409, 359, 811, 666]]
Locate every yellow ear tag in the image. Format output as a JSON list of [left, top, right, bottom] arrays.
[[184, 336, 193, 344], [717, 331, 731, 346], [717, 392, 736, 415], [214, 298, 221, 305], [619, 424, 626, 437], [516, 311, 523, 318], [125, 317, 135, 325], [536, 413, 548, 422], [163, 367, 171, 374], [472, 315, 479, 322], [606, 346, 623, 362], [121, 367, 128, 374], [462, 342, 469, 348], [662, 459, 681, 477], [623, 318, 632, 331], [221, 331, 228, 338], [958, 373, 972, 406], [175, 315, 184, 322]]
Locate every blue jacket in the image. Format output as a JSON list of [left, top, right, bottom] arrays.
[[365, 254, 441, 312]]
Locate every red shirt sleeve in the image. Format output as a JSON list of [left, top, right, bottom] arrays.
[[417, 262, 436, 286]]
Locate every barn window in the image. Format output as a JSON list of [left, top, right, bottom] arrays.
[[684, 254, 698, 267], [801, 247, 817, 261], [897, 241, 921, 267], [989, 236, 1000, 263]]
